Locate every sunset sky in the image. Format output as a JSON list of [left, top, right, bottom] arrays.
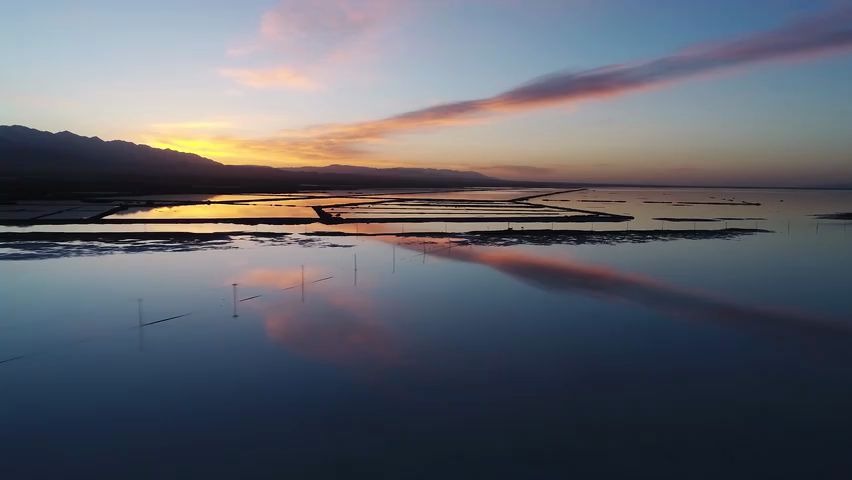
[[2, 0, 851, 186]]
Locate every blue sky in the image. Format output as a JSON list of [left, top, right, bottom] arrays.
[[1, 0, 850, 185]]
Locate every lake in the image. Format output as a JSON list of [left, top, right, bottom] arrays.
[[1, 187, 851, 478]]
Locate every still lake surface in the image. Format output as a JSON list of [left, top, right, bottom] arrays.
[[1, 188, 851, 478]]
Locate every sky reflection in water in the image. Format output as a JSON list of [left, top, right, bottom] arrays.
[[1, 189, 851, 478]]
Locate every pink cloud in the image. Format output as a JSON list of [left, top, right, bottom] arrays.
[[222, 0, 405, 89], [254, 5, 852, 157]]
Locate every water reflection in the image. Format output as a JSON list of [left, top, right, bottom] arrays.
[[236, 266, 399, 368], [262, 293, 398, 367], [397, 238, 852, 342]]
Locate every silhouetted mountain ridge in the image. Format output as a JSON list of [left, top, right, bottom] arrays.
[[0, 126, 519, 196], [0, 125, 224, 174]]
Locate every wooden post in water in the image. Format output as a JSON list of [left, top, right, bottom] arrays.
[[137, 298, 145, 352], [354, 253, 358, 287], [422, 241, 426, 264], [137, 298, 144, 327], [232, 284, 238, 317]]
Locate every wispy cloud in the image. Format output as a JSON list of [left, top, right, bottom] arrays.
[[149, 120, 234, 130], [219, 66, 318, 90], [261, 6, 852, 157], [189, 6, 852, 167], [222, 0, 404, 89]]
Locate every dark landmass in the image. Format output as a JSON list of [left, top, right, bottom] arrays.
[[814, 212, 852, 220], [644, 201, 761, 205], [0, 228, 768, 260], [313, 227, 771, 246], [0, 126, 542, 198], [654, 217, 722, 222], [0, 187, 630, 225], [0, 231, 353, 260], [678, 201, 761, 206], [0, 213, 630, 226]]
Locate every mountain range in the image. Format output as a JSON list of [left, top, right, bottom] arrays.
[[0, 126, 517, 196]]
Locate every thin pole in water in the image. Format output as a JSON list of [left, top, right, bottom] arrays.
[[232, 284, 238, 317], [301, 265, 305, 302], [422, 241, 426, 264], [354, 253, 358, 287], [137, 298, 145, 352], [137, 298, 144, 327]]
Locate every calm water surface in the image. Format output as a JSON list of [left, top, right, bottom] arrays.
[[1, 188, 851, 478]]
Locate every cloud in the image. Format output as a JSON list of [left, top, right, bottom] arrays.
[[222, 0, 404, 89], [178, 6, 852, 167], [218, 66, 318, 90], [270, 6, 852, 153], [149, 120, 234, 130]]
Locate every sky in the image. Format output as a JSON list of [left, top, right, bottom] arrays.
[[1, 0, 851, 186]]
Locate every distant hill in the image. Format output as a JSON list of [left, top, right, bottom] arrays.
[[0, 126, 517, 197], [281, 164, 492, 182]]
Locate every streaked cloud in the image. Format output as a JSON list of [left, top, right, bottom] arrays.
[[167, 6, 852, 173], [149, 120, 234, 130], [260, 6, 852, 158], [218, 66, 318, 90]]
